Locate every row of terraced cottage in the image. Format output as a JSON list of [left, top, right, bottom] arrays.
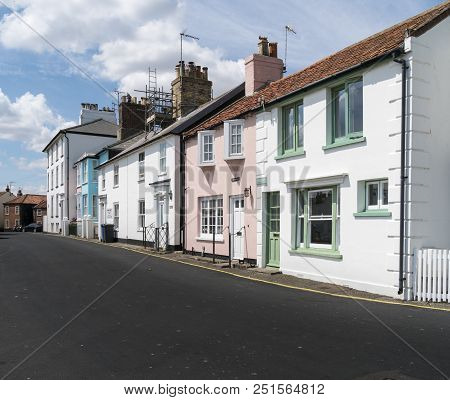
[[43, 3, 450, 300]]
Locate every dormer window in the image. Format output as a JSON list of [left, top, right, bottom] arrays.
[[224, 120, 244, 159]]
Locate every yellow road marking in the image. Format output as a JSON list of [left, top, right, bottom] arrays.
[[57, 234, 450, 313]]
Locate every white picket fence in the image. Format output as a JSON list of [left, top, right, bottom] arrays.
[[413, 249, 449, 302]]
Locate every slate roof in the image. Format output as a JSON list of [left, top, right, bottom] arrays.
[[4, 194, 46, 205], [185, 1, 450, 137], [42, 119, 118, 152]]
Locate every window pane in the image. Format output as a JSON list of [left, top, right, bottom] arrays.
[[284, 106, 294, 150], [297, 103, 304, 148], [368, 183, 379, 206], [309, 190, 332, 217], [296, 217, 304, 247], [382, 181, 388, 206], [334, 88, 346, 139], [348, 79, 363, 133], [310, 220, 332, 245]]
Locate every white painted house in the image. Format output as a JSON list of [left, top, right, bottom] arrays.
[[181, 2, 450, 299], [43, 118, 118, 233], [254, 3, 450, 299]]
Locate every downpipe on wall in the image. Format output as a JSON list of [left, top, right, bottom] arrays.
[[393, 57, 409, 295]]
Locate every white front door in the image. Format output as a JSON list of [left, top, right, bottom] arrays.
[[157, 196, 167, 227], [231, 196, 245, 260]]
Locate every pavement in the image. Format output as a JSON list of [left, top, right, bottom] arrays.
[[0, 231, 449, 380]]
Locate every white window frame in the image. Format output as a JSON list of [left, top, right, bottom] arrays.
[[37, 209, 42, 217], [82, 194, 88, 217], [55, 165, 59, 187], [76, 165, 81, 187], [159, 142, 167, 173], [76, 195, 81, 219], [198, 131, 215, 164], [138, 152, 145, 180], [138, 199, 145, 230], [113, 203, 119, 230], [15, 206, 19, 215], [60, 162, 64, 186], [308, 189, 333, 250], [4, 205, 9, 215], [5, 219, 9, 229], [51, 170, 54, 190], [92, 195, 98, 219], [83, 160, 88, 184], [51, 195, 54, 218], [101, 168, 106, 190], [113, 165, 119, 187], [366, 180, 388, 210], [224, 120, 244, 158], [199, 196, 223, 240]]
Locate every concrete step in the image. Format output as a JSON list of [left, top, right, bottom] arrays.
[[253, 267, 281, 276]]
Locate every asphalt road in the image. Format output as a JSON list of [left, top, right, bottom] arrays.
[[0, 232, 449, 379]]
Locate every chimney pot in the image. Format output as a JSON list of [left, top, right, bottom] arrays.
[[269, 42, 278, 58]]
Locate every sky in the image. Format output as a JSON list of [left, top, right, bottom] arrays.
[[0, 0, 443, 194]]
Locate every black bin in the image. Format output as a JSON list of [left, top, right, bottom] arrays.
[[103, 224, 115, 243]]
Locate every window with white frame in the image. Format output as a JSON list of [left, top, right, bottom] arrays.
[[138, 200, 145, 229], [199, 131, 214, 163], [76, 165, 81, 186], [92, 195, 98, 218], [50, 148, 53, 164], [138, 152, 145, 179], [51, 195, 54, 217], [76, 195, 81, 219], [228, 122, 243, 156], [56, 142, 59, 159], [5, 219, 9, 229], [55, 166, 59, 187], [55, 197, 59, 217], [4, 205, 9, 215], [51, 171, 54, 190], [60, 162, 64, 185], [366, 180, 388, 210], [200, 196, 223, 237], [82, 194, 88, 217], [101, 168, 105, 190], [37, 209, 42, 217], [294, 187, 339, 252], [113, 203, 119, 229], [60, 139, 63, 158], [15, 206, 19, 215], [83, 160, 88, 184], [93, 160, 98, 182], [159, 143, 166, 173], [113, 165, 119, 186]]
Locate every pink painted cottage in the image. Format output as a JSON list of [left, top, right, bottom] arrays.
[[182, 37, 284, 264]]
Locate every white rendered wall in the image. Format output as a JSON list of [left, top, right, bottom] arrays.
[[46, 133, 116, 232], [100, 134, 180, 246], [256, 59, 404, 297]]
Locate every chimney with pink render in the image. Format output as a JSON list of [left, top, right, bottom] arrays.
[[245, 36, 284, 96]]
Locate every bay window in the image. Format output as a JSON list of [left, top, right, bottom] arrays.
[[293, 187, 340, 257]]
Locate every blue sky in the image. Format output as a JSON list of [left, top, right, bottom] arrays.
[[0, 0, 442, 194]]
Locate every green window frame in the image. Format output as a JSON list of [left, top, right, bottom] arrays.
[[354, 179, 391, 218], [292, 186, 341, 259], [280, 101, 304, 156], [331, 78, 363, 143]]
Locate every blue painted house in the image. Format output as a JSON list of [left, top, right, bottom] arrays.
[[74, 153, 99, 224]]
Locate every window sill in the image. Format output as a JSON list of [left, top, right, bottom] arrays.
[[137, 178, 145, 183], [354, 210, 392, 218], [224, 155, 245, 161], [113, 185, 119, 189], [322, 136, 366, 151], [196, 236, 224, 243], [158, 172, 167, 177], [275, 149, 305, 161], [289, 248, 343, 260], [198, 162, 215, 168]]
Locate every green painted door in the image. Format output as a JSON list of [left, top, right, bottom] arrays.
[[267, 192, 280, 267]]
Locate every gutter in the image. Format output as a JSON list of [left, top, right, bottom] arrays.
[[393, 57, 409, 295]]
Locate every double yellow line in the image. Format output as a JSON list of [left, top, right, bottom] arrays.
[[60, 235, 450, 313]]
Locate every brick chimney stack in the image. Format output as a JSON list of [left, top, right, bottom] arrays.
[[245, 36, 284, 96], [118, 94, 147, 141], [171, 61, 212, 119]]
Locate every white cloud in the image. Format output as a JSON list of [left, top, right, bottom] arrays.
[[9, 156, 47, 171], [0, 88, 74, 152], [0, 0, 245, 96]]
